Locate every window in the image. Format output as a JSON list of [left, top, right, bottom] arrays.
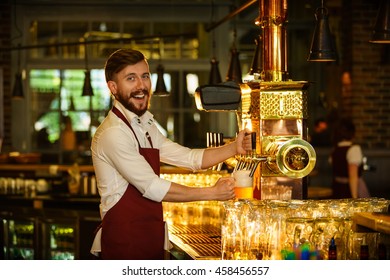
[[28, 20, 201, 60], [24, 18, 234, 164], [30, 69, 110, 163]]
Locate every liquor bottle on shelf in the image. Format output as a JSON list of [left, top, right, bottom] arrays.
[[49, 224, 75, 260], [8, 219, 35, 260]]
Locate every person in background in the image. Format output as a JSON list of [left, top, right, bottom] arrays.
[[329, 118, 370, 199], [90, 49, 252, 260], [61, 115, 77, 163], [61, 116, 76, 151]]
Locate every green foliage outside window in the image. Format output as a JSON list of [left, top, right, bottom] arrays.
[[31, 69, 110, 145]]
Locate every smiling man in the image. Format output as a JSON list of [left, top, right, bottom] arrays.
[[90, 49, 251, 260]]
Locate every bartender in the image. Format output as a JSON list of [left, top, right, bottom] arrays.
[[90, 49, 251, 260]]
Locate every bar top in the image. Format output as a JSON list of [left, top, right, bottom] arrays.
[[353, 212, 390, 234]]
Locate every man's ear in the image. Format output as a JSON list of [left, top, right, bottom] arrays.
[[107, 80, 117, 95]]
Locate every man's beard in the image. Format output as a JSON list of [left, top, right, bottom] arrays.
[[115, 89, 150, 117]]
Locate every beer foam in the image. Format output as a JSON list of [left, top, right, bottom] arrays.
[[233, 170, 253, 187]]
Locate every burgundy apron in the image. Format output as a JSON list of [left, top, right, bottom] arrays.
[[331, 144, 363, 199], [100, 107, 165, 259]]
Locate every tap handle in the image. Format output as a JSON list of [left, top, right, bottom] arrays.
[[213, 132, 217, 147], [218, 133, 224, 146], [251, 132, 257, 151]]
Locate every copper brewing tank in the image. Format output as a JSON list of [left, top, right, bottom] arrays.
[[238, 0, 316, 199], [195, 0, 316, 199], [259, 0, 288, 82]]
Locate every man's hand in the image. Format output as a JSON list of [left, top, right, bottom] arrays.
[[212, 177, 235, 200], [235, 128, 253, 155]]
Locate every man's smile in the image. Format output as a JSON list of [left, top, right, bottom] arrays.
[[132, 93, 146, 99], [130, 89, 149, 101]]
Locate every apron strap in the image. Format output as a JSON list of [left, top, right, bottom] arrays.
[[112, 106, 154, 148]]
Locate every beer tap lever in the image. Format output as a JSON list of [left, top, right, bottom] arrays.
[[251, 132, 257, 153]]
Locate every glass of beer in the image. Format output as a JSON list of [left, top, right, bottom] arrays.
[[233, 170, 253, 199]]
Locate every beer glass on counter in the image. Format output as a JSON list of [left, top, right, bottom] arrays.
[[232, 170, 253, 199], [221, 200, 253, 260]]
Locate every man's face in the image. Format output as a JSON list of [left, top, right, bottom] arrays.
[[108, 60, 152, 116]]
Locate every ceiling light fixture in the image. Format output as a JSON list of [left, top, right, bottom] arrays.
[[82, 41, 94, 96], [153, 40, 170, 97], [248, 35, 263, 78], [369, 0, 390, 43], [208, 0, 222, 84], [12, 45, 24, 99], [307, 0, 337, 62], [226, 27, 242, 83], [154, 63, 170, 97]]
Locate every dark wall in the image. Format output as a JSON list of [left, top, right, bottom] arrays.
[[0, 1, 12, 151]]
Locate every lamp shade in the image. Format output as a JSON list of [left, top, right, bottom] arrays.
[[249, 35, 263, 76], [307, 7, 337, 62], [208, 57, 222, 85], [226, 47, 242, 83], [370, 0, 390, 43], [12, 72, 24, 99], [154, 64, 169, 96], [82, 70, 94, 96]]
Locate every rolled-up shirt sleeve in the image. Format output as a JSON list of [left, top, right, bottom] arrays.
[[347, 145, 363, 165], [158, 136, 205, 171], [143, 177, 171, 202]]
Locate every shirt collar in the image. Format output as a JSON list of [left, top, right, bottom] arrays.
[[113, 99, 154, 127]]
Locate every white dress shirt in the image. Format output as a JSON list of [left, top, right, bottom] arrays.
[[328, 140, 363, 166], [338, 140, 363, 165], [91, 100, 204, 219]]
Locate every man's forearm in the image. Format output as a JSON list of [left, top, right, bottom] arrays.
[[201, 141, 237, 169], [162, 182, 213, 202]]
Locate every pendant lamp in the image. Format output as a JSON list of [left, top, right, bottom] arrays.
[[82, 70, 94, 96], [69, 96, 75, 111], [12, 45, 24, 99], [307, 1, 337, 62], [209, 57, 222, 85], [154, 39, 170, 97], [12, 72, 24, 99], [370, 0, 390, 43], [82, 42, 94, 96], [249, 35, 263, 77], [208, 0, 222, 85], [226, 26, 242, 83], [226, 47, 242, 83], [153, 64, 170, 96]]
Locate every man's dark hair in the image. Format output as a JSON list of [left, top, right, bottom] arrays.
[[104, 49, 146, 82]]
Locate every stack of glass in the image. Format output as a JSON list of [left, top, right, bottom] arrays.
[[161, 172, 230, 227], [160, 173, 389, 260], [221, 198, 389, 260]]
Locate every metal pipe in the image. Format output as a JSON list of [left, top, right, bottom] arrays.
[[259, 0, 288, 81], [0, 32, 196, 52], [205, 0, 257, 32]]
